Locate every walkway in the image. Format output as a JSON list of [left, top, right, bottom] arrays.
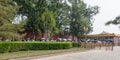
[[31, 46, 120, 60]]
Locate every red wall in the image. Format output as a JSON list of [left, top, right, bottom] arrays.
[[24, 32, 78, 41]]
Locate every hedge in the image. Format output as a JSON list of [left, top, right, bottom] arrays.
[[0, 43, 10, 53], [49, 43, 63, 50], [30, 42, 49, 50], [0, 42, 75, 53], [63, 42, 72, 49]]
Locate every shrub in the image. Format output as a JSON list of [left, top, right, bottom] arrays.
[[49, 42, 63, 50], [30, 42, 49, 50], [21, 42, 31, 51], [0, 42, 73, 53], [62, 42, 72, 49], [9, 42, 27, 52], [0, 42, 10, 53]]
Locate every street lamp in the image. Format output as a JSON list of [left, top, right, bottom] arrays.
[[83, 27, 88, 41]]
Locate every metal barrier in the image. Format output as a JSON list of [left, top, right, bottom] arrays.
[[80, 42, 114, 51]]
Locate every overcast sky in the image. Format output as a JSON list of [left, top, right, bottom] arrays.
[[84, 0, 120, 34]]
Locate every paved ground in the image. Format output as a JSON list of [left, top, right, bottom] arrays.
[[30, 46, 120, 60]]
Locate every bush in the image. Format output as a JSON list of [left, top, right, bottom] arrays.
[[21, 43, 31, 51], [9, 43, 22, 52], [30, 42, 49, 50], [9, 42, 29, 52], [0, 42, 10, 53], [49, 42, 63, 50], [0, 42, 73, 53], [72, 42, 81, 47], [62, 42, 72, 49]]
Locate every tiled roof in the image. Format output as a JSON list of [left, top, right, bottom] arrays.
[[81, 31, 120, 37]]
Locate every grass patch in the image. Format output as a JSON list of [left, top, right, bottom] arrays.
[[0, 48, 89, 60]]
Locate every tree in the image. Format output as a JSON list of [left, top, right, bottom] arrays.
[[14, 0, 99, 41], [14, 0, 71, 39], [68, 0, 99, 41], [0, 0, 21, 41], [14, 0, 59, 40], [0, 0, 16, 25], [48, 0, 71, 34], [14, 0, 48, 39], [41, 9, 57, 40]]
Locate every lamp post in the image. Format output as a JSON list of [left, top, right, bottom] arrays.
[[84, 27, 88, 41]]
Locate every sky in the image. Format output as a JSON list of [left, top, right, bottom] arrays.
[[84, 0, 120, 34]]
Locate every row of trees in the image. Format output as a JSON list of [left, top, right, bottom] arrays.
[[0, 0, 99, 41]]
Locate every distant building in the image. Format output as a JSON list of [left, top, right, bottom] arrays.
[[82, 31, 120, 45]]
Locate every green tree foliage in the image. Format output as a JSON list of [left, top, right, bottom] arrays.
[[68, 0, 99, 40], [14, 0, 59, 40], [106, 16, 120, 25], [13, 0, 99, 41], [48, 0, 71, 31], [41, 9, 58, 40], [14, 0, 48, 39], [0, 0, 16, 25], [0, 0, 22, 41]]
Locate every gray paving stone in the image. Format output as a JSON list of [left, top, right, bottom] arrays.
[[31, 46, 120, 60]]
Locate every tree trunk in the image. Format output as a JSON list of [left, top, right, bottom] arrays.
[[33, 32, 36, 40], [72, 35, 74, 42]]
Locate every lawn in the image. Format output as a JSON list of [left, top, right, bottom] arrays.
[[0, 48, 89, 60]]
